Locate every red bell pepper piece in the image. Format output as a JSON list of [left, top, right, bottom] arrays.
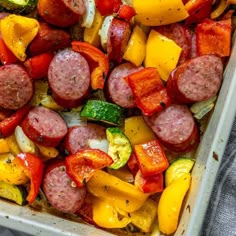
[[95, 0, 122, 16], [0, 38, 18, 65], [76, 193, 96, 226], [127, 153, 139, 177], [13, 153, 44, 204], [196, 18, 232, 57], [72, 41, 109, 90], [118, 5, 136, 21], [65, 149, 113, 187], [134, 170, 164, 193], [0, 108, 12, 122], [185, 0, 213, 25], [134, 139, 169, 177], [24, 52, 54, 80], [0, 105, 31, 137], [127, 68, 171, 116]]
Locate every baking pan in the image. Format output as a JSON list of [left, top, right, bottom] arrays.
[[0, 32, 236, 236]]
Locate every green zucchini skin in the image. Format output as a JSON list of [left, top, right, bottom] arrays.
[[106, 127, 132, 170], [80, 100, 124, 126], [0, 180, 27, 205], [0, 0, 37, 13], [165, 157, 195, 186]]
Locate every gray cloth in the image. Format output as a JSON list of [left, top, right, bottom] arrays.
[[1, 122, 236, 236], [201, 119, 236, 236]]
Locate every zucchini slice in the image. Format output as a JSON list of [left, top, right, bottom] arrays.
[[0, 180, 27, 205], [0, 0, 37, 13], [80, 100, 124, 126], [106, 127, 132, 170], [165, 157, 195, 186]]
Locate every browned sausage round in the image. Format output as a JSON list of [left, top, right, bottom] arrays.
[[43, 160, 86, 214], [29, 22, 71, 56], [144, 104, 199, 153], [48, 48, 90, 108], [154, 23, 192, 65], [21, 106, 68, 147], [166, 55, 223, 104], [37, 0, 85, 27], [107, 18, 131, 63], [107, 62, 143, 108], [64, 123, 106, 154], [0, 64, 33, 110]]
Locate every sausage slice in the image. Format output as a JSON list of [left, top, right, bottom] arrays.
[[48, 48, 90, 108], [145, 104, 199, 153], [64, 123, 106, 154], [0, 64, 33, 110], [107, 62, 143, 108], [43, 161, 86, 214], [37, 0, 85, 27], [22, 106, 68, 147], [166, 55, 223, 104]]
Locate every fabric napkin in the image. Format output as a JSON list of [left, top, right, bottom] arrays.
[[200, 118, 236, 236], [1, 119, 236, 236]]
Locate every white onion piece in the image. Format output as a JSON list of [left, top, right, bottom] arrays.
[[88, 139, 109, 153], [81, 0, 96, 28], [99, 15, 114, 51], [59, 111, 87, 128], [14, 126, 36, 154]]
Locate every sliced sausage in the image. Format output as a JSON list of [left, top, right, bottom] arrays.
[[43, 160, 86, 214], [0, 64, 33, 110], [37, 0, 85, 27], [166, 55, 223, 104], [48, 48, 90, 108], [144, 104, 199, 153], [107, 62, 143, 108], [107, 18, 131, 63], [154, 23, 192, 64], [64, 123, 106, 154], [21, 106, 68, 147], [29, 22, 71, 56]]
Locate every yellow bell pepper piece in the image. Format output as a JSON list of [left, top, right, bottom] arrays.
[[29, 80, 49, 107], [40, 95, 64, 110], [0, 138, 10, 154], [5, 135, 21, 155], [93, 197, 131, 228], [145, 30, 182, 81], [133, 0, 189, 26], [123, 25, 147, 67], [0, 14, 39, 61], [210, 0, 228, 19], [0, 153, 29, 185], [157, 173, 191, 235], [29, 80, 63, 110], [84, 9, 103, 47], [87, 170, 149, 212], [36, 144, 59, 161], [129, 198, 157, 233], [124, 116, 156, 145]]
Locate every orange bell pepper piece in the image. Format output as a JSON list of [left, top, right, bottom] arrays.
[[72, 41, 109, 90], [127, 67, 171, 116], [196, 18, 232, 57], [133, 139, 169, 177]]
